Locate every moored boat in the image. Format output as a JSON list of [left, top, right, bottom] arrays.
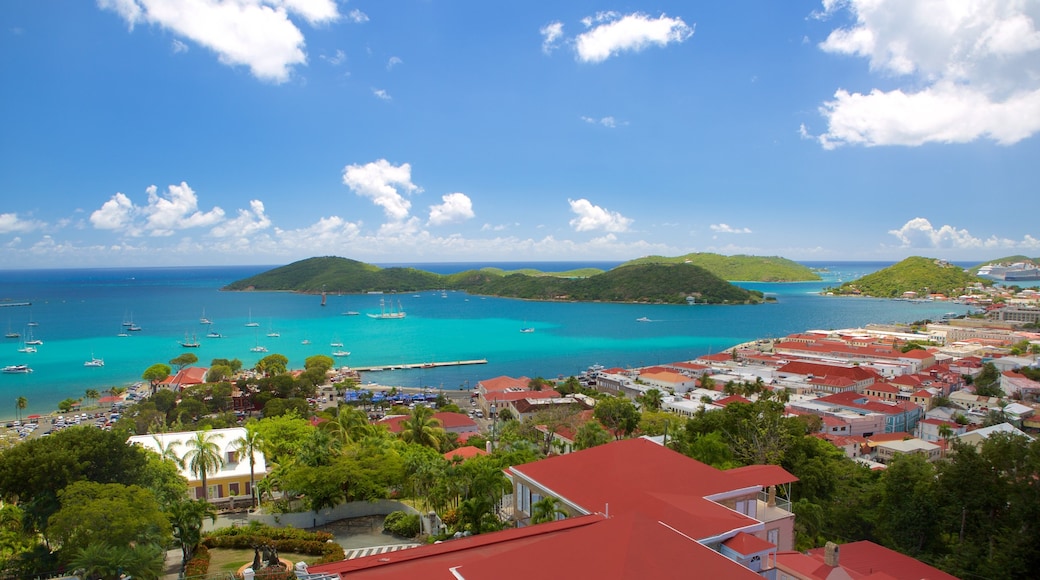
[[2, 364, 32, 374]]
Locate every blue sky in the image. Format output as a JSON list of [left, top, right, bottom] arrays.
[[2, 1, 1039, 268]]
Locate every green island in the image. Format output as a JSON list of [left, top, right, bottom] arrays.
[[619, 252, 821, 281], [224, 256, 768, 305], [825, 256, 987, 298]]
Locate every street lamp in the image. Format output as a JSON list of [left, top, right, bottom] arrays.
[[490, 403, 497, 451]]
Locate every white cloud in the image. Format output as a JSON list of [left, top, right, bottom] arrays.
[[171, 39, 188, 53], [347, 9, 368, 23], [143, 182, 226, 236], [0, 213, 43, 234], [387, 56, 402, 70], [568, 198, 632, 233], [581, 115, 626, 128], [342, 159, 421, 222], [540, 21, 564, 54], [428, 193, 474, 226], [90, 192, 136, 231], [814, 0, 1040, 147], [98, 0, 341, 83], [710, 223, 752, 234], [321, 49, 346, 66], [888, 217, 1040, 250], [209, 199, 271, 238], [89, 182, 225, 236], [574, 12, 693, 63], [372, 88, 391, 100]]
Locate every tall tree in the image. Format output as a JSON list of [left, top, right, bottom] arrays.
[[531, 496, 567, 524], [167, 498, 216, 565], [169, 353, 198, 370], [142, 363, 172, 395], [231, 423, 264, 509], [593, 396, 640, 440], [400, 405, 444, 449], [15, 396, 26, 422], [637, 388, 664, 411], [183, 430, 224, 501]]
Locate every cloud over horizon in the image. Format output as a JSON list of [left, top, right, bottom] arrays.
[[813, 0, 1040, 148]]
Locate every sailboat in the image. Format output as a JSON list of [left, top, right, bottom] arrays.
[[200, 308, 212, 325], [24, 328, 42, 346], [245, 309, 260, 327], [17, 334, 37, 353], [266, 320, 280, 338], [181, 332, 200, 348], [84, 353, 104, 367], [249, 331, 267, 353], [206, 325, 223, 338], [26, 311, 38, 327], [367, 298, 406, 319], [5, 320, 19, 339]]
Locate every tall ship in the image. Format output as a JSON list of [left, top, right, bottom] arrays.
[[367, 298, 406, 319], [978, 262, 1040, 282]]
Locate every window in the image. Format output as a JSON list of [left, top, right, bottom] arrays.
[[207, 484, 221, 499], [229, 482, 240, 496], [767, 528, 779, 547], [226, 450, 239, 464]]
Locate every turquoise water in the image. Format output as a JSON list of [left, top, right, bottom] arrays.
[[0, 262, 974, 418]]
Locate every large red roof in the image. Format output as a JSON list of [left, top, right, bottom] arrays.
[[310, 512, 762, 579], [510, 438, 796, 541]]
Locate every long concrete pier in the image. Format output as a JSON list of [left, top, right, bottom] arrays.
[[350, 359, 488, 372]]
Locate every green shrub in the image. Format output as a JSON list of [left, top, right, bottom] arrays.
[[383, 511, 421, 538], [202, 523, 344, 564]]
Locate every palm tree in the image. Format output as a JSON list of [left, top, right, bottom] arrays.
[[167, 498, 217, 565], [15, 396, 26, 422], [322, 406, 373, 445], [531, 496, 567, 524], [400, 405, 444, 449], [638, 388, 664, 411], [231, 423, 263, 509], [183, 430, 225, 501], [152, 435, 184, 469], [84, 388, 100, 409]]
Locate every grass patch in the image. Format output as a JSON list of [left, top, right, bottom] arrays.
[[207, 547, 315, 573]]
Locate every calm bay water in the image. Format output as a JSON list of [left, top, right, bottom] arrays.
[[0, 261, 975, 418]]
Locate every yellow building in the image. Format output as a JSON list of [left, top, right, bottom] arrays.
[[129, 427, 266, 504]]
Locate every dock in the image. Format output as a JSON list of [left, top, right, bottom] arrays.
[[350, 359, 488, 372]]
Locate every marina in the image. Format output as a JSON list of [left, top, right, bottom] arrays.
[[349, 359, 488, 372]]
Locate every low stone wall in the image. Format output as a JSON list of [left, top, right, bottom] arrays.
[[247, 499, 419, 529]]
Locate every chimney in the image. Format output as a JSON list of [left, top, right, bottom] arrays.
[[824, 542, 840, 567], [767, 485, 776, 507]]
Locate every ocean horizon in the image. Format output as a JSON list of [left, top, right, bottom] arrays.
[[0, 260, 979, 419]]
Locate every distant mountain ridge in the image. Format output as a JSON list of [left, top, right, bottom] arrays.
[[224, 256, 767, 305], [620, 253, 821, 282]]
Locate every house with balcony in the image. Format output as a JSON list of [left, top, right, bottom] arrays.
[[310, 438, 798, 579]]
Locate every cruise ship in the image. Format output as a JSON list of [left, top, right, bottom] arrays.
[[977, 262, 1040, 282]]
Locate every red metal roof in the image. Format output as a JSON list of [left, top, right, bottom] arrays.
[[310, 512, 763, 579], [805, 540, 958, 580]]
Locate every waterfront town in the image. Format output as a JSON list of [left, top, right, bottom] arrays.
[[1, 285, 1038, 579]]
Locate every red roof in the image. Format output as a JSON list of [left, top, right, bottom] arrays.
[[816, 391, 920, 415], [443, 446, 487, 461], [477, 375, 532, 392], [510, 438, 796, 541], [310, 512, 763, 579], [777, 361, 879, 383], [805, 540, 958, 580], [723, 531, 777, 556], [484, 390, 561, 404], [378, 412, 477, 434], [715, 395, 752, 406]]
